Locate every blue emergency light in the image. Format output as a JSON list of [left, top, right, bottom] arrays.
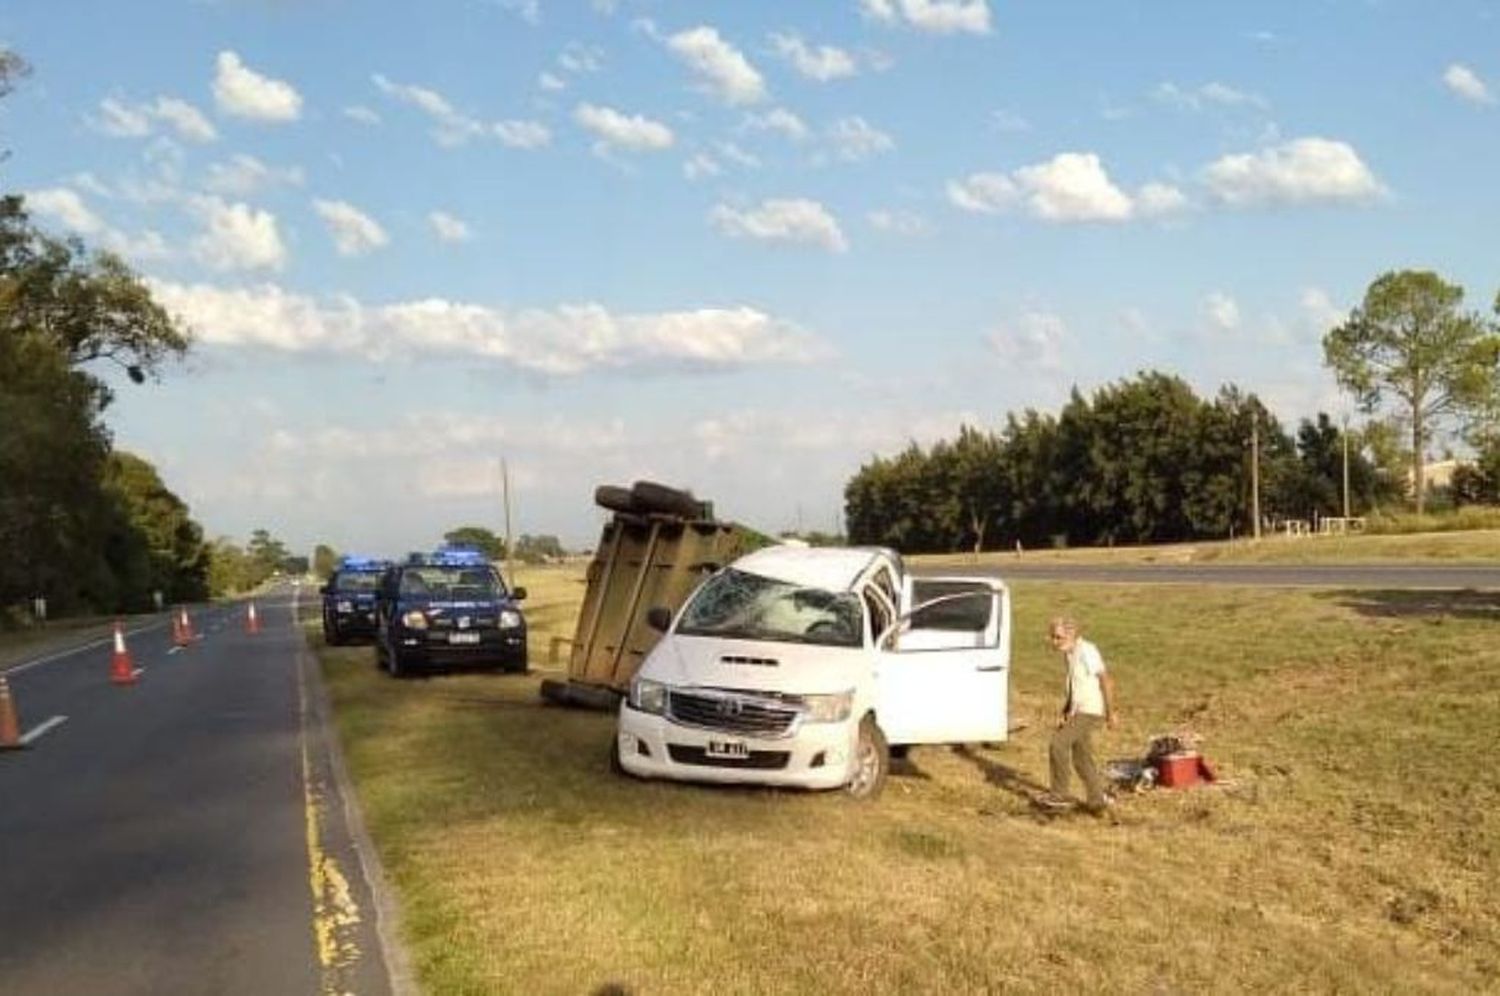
[[427, 546, 491, 567], [337, 555, 391, 572]]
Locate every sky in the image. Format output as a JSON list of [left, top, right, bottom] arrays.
[[2, 0, 1498, 554]]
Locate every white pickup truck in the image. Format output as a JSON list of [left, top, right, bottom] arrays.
[[614, 545, 1010, 798]]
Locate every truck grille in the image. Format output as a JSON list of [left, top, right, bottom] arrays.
[[667, 690, 799, 738], [667, 745, 791, 770]]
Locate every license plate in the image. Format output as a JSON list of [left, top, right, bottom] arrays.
[[706, 740, 749, 759], [448, 632, 480, 645]]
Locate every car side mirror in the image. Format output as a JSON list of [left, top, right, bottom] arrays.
[[646, 606, 672, 633], [511, 586, 528, 601]]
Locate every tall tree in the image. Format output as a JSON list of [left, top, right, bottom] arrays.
[[442, 525, 506, 560], [312, 544, 339, 578], [1323, 270, 1500, 514]]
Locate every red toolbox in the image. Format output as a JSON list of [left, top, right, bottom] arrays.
[[1156, 752, 1204, 789]]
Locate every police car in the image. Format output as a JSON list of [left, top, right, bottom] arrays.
[[320, 556, 392, 645], [374, 547, 528, 677]]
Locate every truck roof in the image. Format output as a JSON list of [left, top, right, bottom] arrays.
[[730, 545, 896, 593]]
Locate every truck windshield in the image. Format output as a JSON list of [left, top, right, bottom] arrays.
[[399, 566, 504, 600], [335, 572, 381, 592], [675, 569, 863, 648]]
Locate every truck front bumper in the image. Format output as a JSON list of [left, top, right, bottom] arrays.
[[616, 706, 856, 791]]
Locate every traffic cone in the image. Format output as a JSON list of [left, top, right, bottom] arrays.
[[173, 606, 194, 646], [245, 601, 261, 635], [0, 675, 23, 750], [110, 620, 138, 685]]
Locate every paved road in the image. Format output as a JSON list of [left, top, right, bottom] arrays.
[[0, 587, 394, 996], [915, 562, 1500, 589]]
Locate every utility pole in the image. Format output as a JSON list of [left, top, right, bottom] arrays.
[[500, 458, 515, 588], [1342, 415, 1351, 520], [1250, 414, 1262, 540]]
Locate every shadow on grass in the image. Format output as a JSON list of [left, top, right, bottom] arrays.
[[951, 745, 1052, 807], [1320, 588, 1500, 622]]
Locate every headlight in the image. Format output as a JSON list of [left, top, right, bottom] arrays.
[[499, 609, 523, 629], [802, 690, 854, 723], [401, 610, 428, 630], [336, 600, 354, 613], [628, 677, 668, 715]]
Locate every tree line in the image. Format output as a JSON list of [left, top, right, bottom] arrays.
[[847, 269, 1500, 553]]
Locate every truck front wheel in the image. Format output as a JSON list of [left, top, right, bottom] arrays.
[[846, 716, 889, 800]]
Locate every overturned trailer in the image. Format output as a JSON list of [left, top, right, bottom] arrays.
[[539, 481, 768, 710]]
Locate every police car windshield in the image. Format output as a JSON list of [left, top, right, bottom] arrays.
[[400, 566, 505, 600], [334, 572, 381, 592]]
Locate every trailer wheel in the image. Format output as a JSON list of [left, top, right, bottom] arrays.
[[846, 716, 889, 800], [594, 485, 641, 514], [630, 480, 702, 518]]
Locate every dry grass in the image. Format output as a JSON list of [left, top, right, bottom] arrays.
[[916, 528, 1500, 570], [312, 574, 1500, 994]]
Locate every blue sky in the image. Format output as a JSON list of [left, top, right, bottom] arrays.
[[2, 0, 1497, 553]]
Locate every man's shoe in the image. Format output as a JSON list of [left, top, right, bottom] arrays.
[[1036, 793, 1074, 811]]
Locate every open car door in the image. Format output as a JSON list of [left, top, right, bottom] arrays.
[[875, 577, 1010, 745]]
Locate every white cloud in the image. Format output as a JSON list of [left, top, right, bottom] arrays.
[[538, 71, 567, 92], [95, 97, 153, 137], [343, 105, 382, 126], [683, 153, 722, 180], [428, 210, 473, 243], [92, 95, 217, 142], [372, 73, 548, 149], [770, 32, 858, 81], [190, 196, 287, 271], [666, 26, 767, 105], [710, 198, 848, 253], [26, 187, 108, 236], [1135, 182, 1190, 218], [1153, 81, 1269, 112], [741, 107, 809, 141], [213, 51, 303, 123], [151, 97, 218, 142], [866, 209, 932, 237], [1203, 137, 1385, 207], [204, 154, 304, 196], [716, 142, 762, 170], [27, 187, 170, 260], [558, 42, 605, 74], [1204, 291, 1241, 331], [574, 103, 674, 154], [987, 311, 1067, 371], [861, 0, 990, 35], [949, 153, 1187, 222], [147, 280, 833, 374], [312, 199, 390, 256], [825, 116, 894, 161], [492, 119, 552, 149], [1300, 287, 1346, 332], [496, 0, 540, 25], [1443, 63, 1494, 105]]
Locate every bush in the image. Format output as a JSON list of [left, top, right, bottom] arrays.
[[1363, 506, 1500, 534]]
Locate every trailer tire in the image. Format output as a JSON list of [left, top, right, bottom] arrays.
[[846, 716, 889, 800], [594, 485, 641, 514], [630, 480, 702, 519]]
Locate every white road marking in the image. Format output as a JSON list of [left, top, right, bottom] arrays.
[[132, 667, 146, 677], [19, 715, 68, 745], [7, 619, 171, 678], [167, 646, 184, 656]]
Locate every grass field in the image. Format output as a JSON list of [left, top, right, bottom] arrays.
[[312, 566, 1500, 994], [915, 527, 1500, 570]]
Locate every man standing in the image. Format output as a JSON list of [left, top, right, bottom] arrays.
[[1042, 616, 1118, 814]]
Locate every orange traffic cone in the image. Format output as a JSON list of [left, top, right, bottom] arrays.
[[0, 675, 23, 750], [110, 620, 138, 685], [245, 601, 261, 635], [173, 606, 194, 647]]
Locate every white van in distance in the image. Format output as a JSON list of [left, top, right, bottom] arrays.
[[614, 545, 1010, 798]]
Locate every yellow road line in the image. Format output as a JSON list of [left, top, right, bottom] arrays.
[[298, 643, 364, 994]]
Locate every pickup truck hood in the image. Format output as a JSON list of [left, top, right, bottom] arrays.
[[642, 634, 868, 696]]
